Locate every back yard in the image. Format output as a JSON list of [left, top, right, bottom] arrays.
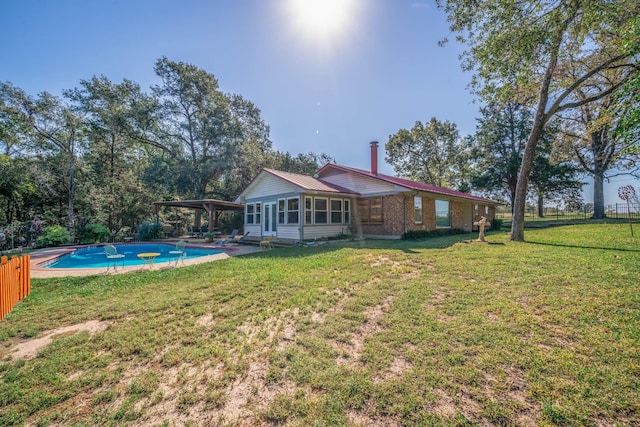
[[0, 224, 638, 426]]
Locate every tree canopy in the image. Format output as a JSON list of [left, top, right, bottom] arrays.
[[438, 0, 640, 240], [0, 58, 333, 239], [386, 117, 470, 190]]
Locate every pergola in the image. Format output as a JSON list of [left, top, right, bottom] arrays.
[[153, 199, 244, 233]]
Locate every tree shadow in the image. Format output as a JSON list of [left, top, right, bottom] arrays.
[[526, 240, 640, 253], [241, 233, 480, 260]]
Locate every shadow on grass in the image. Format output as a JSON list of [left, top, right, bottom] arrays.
[[526, 240, 640, 253], [241, 232, 481, 260]]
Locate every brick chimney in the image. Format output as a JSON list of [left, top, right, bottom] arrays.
[[370, 141, 378, 175]]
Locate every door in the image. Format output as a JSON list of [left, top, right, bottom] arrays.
[[263, 202, 277, 236]]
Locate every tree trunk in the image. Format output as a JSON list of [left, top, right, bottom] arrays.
[[537, 193, 544, 218], [592, 173, 606, 219], [511, 120, 546, 241], [68, 154, 75, 243]]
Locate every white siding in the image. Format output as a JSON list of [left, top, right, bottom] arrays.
[[301, 225, 346, 240], [320, 170, 397, 196], [245, 224, 262, 238], [242, 173, 299, 200], [276, 225, 301, 240]]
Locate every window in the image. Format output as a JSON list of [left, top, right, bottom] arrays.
[[247, 204, 254, 225], [305, 197, 313, 224], [255, 203, 261, 225], [414, 196, 423, 223], [315, 198, 328, 224], [287, 198, 299, 224], [278, 199, 285, 224], [344, 200, 350, 224], [485, 205, 489, 215], [435, 200, 450, 228], [330, 199, 342, 224], [358, 197, 383, 224]]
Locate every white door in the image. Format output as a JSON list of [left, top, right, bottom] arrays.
[[263, 202, 277, 236]]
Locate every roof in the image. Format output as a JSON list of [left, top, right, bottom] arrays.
[[242, 169, 359, 196], [318, 164, 501, 205]]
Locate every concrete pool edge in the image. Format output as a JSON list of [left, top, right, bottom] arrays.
[[29, 242, 262, 278]]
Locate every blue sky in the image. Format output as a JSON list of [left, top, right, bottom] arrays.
[[1, 0, 635, 204]]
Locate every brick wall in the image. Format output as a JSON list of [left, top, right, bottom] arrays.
[[356, 194, 405, 237], [405, 195, 436, 232], [451, 200, 465, 230], [354, 193, 495, 237], [472, 204, 496, 229]]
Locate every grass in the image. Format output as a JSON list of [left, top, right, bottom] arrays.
[[0, 224, 638, 426]]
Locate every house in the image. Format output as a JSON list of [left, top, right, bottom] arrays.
[[235, 142, 500, 242]]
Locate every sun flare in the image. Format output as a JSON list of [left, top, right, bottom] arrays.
[[288, 0, 356, 41]]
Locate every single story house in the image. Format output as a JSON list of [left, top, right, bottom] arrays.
[[235, 142, 500, 241]]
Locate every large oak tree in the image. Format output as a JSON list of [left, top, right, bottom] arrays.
[[438, 0, 640, 240]]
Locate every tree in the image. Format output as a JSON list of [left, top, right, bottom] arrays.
[[66, 76, 167, 232], [561, 92, 639, 218], [152, 57, 235, 202], [471, 103, 530, 206], [0, 155, 38, 224], [438, 0, 640, 241], [471, 102, 582, 213], [386, 117, 469, 189], [0, 82, 84, 240], [213, 94, 273, 201], [269, 151, 335, 175]]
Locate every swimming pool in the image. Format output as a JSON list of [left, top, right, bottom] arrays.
[[44, 243, 223, 269]]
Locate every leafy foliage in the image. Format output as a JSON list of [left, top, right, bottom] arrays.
[[35, 225, 70, 248], [491, 217, 503, 231], [77, 223, 110, 244], [1, 58, 335, 237], [386, 117, 470, 190], [136, 221, 162, 241], [438, 0, 640, 240]]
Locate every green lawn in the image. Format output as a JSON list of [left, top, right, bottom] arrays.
[[1, 224, 638, 426]]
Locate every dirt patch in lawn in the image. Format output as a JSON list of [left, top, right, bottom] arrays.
[[8, 320, 110, 360], [337, 295, 394, 367]]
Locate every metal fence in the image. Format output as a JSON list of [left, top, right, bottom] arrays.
[[496, 203, 640, 222]]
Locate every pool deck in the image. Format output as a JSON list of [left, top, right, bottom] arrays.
[[29, 241, 264, 278]]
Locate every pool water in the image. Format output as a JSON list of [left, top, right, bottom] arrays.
[[45, 243, 223, 269]]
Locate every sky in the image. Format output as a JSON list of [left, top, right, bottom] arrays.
[[1, 0, 636, 205]]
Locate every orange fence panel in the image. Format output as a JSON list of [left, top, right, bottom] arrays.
[[0, 255, 31, 320]]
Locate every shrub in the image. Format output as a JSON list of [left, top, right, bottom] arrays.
[[401, 228, 467, 240], [137, 222, 162, 241], [78, 223, 110, 244], [35, 225, 70, 248], [491, 218, 504, 231]]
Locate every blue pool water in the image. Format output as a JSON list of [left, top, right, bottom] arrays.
[[45, 243, 223, 269]]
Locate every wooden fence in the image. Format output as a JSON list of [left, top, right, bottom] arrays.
[[0, 255, 31, 320]]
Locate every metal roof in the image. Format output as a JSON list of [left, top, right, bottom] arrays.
[[261, 169, 359, 194], [318, 164, 501, 205]]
